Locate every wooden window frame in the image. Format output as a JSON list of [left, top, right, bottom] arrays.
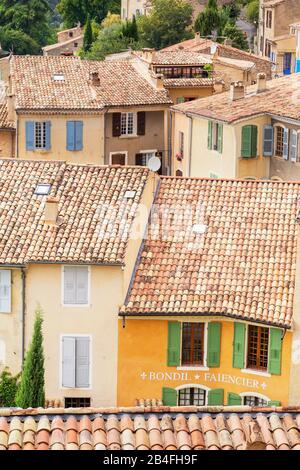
[[181, 322, 205, 367], [109, 151, 128, 166], [275, 125, 284, 157], [35, 122, 47, 149], [178, 387, 207, 406], [246, 325, 269, 372]]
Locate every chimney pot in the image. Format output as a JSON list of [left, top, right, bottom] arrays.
[[229, 81, 245, 101], [45, 197, 59, 225], [257, 72, 267, 93], [90, 71, 100, 86]]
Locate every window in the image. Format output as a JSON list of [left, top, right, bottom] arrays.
[[247, 325, 269, 371], [276, 126, 284, 157], [35, 122, 47, 149], [62, 336, 90, 388], [243, 395, 268, 406], [241, 125, 257, 158], [65, 397, 91, 408], [265, 41, 272, 58], [26, 121, 51, 151], [67, 121, 83, 151], [69, 31, 73, 38], [181, 323, 205, 366], [110, 152, 127, 165], [266, 10, 272, 29], [53, 73, 65, 81], [0, 270, 11, 313], [34, 184, 51, 196], [121, 112, 136, 136], [138, 151, 156, 166], [178, 387, 206, 406], [179, 131, 184, 158], [63, 266, 89, 305], [208, 121, 223, 153]]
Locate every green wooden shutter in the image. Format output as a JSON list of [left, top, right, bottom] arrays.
[[167, 322, 181, 366], [207, 388, 224, 405], [227, 392, 242, 406], [268, 328, 282, 375], [208, 121, 213, 149], [233, 322, 246, 369], [268, 400, 281, 406], [162, 387, 177, 406], [207, 322, 221, 367], [241, 125, 252, 157], [251, 125, 258, 157], [217, 124, 223, 153]]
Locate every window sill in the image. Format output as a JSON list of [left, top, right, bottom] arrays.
[[119, 134, 139, 139], [241, 368, 271, 378], [62, 304, 90, 308], [177, 366, 209, 371]]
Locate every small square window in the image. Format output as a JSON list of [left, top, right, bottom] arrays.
[[65, 397, 91, 408], [35, 184, 51, 195], [124, 190, 136, 199], [53, 73, 65, 81]]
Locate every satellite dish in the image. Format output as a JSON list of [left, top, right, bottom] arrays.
[[147, 156, 161, 172]]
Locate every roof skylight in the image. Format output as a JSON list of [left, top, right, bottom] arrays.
[[35, 184, 51, 196]]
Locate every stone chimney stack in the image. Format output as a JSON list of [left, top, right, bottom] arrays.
[[257, 72, 267, 93], [155, 73, 164, 90], [214, 79, 225, 94], [90, 71, 100, 86], [44, 197, 59, 225], [229, 81, 245, 101]]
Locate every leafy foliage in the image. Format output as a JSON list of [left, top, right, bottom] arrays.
[[0, 368, 20, 407], [0, 28, 40, 54], [246, 0, 259, 25], [57, 0, 121, 28], [15, 309, 45, 409], [83, 15, 93, 52], [137, 0, 193, 50], [222, 21, 249, 50], [195, 0, 220, 38]]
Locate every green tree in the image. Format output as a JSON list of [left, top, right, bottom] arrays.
[[138, 0, 193, 50], [246, 0, 259, 25], [15, 309, 45, 409], [194, 0, 220, 38], [0, 28, 40, 54], [83, 15, 93, 52], [0, 368, 20, 407], [86, 22, 139, 60], [222, 22, 249, 50], [122, 16, 139, 42], [57, 0, 121, 28]]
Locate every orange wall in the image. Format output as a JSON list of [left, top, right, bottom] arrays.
[[117, 318, 292, 406]]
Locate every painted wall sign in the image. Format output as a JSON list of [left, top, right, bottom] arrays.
[[139, 371, 267, 390]]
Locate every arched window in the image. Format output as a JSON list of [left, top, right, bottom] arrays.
[[178, 386, 207, 406], [241, 393, 269, 407], [176, 169, 183, 177]]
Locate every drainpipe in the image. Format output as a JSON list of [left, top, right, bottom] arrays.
[[21, 267, 26, 363], [188, 115, 193, 177]]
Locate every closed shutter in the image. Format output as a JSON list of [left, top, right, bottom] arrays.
[[75, 267, 89, 304], [263, 125, 274, 156], [75, 121, 83, 151], [207, 388, 224, 405], [268, 328, 282, 375], [227, 392, 242, 405], [283, 128, 289, 160], [207, 322, 221, 367], [62, 337, 76, 388], [111, 153, 126, 165], [167, 322, 181, 366], [135, 153, 144, 166], [233, 322, 246, 369], [67, 121, 75, 151], [268, 400, 281, 406], [162, 387, 177, 406], [112, 113, 121, 137], [251, 125, 258, 157], [217, 124, 223, 153], [0, 270, 11, 313], [241, 125, 252, 157], [63, 267, 76, 304], [75, 337, 90, 388], [137, 112, 146, 135], [26, 121, 35, 150], [45, 121, 51, 150], [290, 129, 298, 162], [208, 121, 213, 150]]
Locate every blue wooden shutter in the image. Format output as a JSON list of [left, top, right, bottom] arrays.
[[62, 337, 76, 388], [283, 128, 289, 160], [45, 121, 51, 150], [75, 121, 83, 151], [290, 129, 298, 162], [162, 387, 177, 406], [26, 121, 35, 150], [67, 121, 75, 151], [0, 270, 11, 313], [263, 125, 274, 156], [75, 337, 90, 388]]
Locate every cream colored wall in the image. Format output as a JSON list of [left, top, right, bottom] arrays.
[[169, 87, 213, 104], [289, 224, 300, 405], [171, 111, 191, 176], [0, 268, 23, 376], [121, 0, 146, 19], [214, 63, 245, 89], [18, 114, 105, 164], [25, 264, 124, 407], [0, 131, 14, 158]]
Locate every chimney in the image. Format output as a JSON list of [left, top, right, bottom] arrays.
[[257, 72, 267, 93], [5, 85, 15, 122], [155, 73, 164, 90], [214, 79, 225, 94], [195, 32, 200, 39], [243, 422, 266, 451], [90, 71, 100, 86], [229, 81, 245, 101], [141, 48, 154, 63], [44, 197, 59, 225]]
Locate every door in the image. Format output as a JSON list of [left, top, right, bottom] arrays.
[[283, 53, 292, 75]]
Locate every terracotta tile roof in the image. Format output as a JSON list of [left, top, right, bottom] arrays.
[[0, 160, 149, 265], [0, 406, 300, 450], [121, 177, 300, 328], [152, 51, 212, 66], [42, 35, 83, 52], [163, 78, 213, 88], [172, 73, 300, 123], [10, 55, 172, 111], [0, 103, 14, 129]]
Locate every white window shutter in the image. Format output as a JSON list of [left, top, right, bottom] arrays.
[[290, 130, 298, 162], [75, 337, 90, 388], [63, 267, 76, 304], [62, 337, 76, 387], [0, 270, 11, 313], [75, 267, 89, 305], [283, 128, 289, 160], [263, 125, 274, 156]]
